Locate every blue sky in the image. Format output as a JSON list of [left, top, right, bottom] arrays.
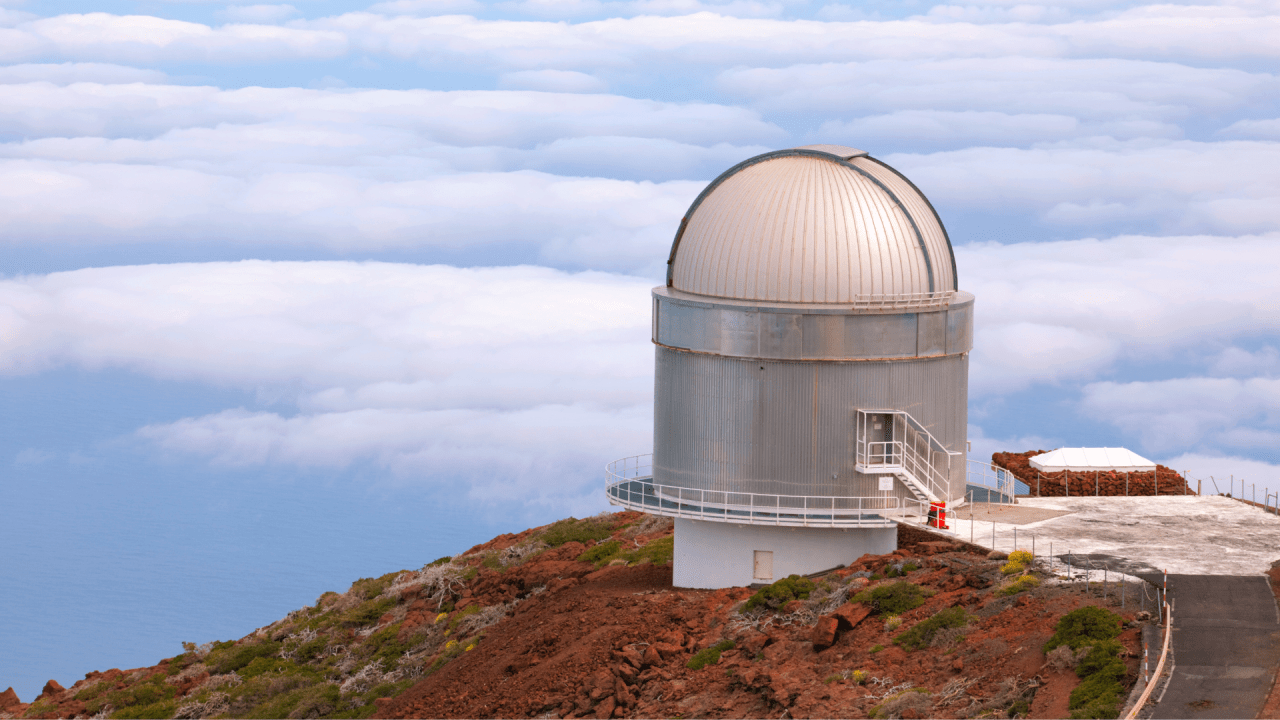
[[2, 0, 1280, 700]]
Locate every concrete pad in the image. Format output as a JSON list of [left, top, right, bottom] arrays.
[[952, 503, 1075, 525], [951, 496, 1280, 576]]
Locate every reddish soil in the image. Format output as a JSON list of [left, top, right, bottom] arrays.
[[992, 450, 1193, 497], [381, 524, 1144, 719]]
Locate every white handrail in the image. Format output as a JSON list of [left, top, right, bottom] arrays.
[[855, 410, 958, 503], [1124, 601, 1173, 720], [604, 455, 928, 528], [966, 458, 1022, 504]]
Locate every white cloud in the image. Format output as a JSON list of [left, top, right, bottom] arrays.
[[497, 69, 606, 92], [818, 110, 1181, 148], [1158, 453, 1280, 499], [0, 261, 653, 390], [718, 57, 1276, 126], [0, 81, 778, 147], [367, 0, 483, 15], [0, 82, 786, 267], [0, 62, 167, 84], [3, 4, 1280, 67], [139, 404, 651, 501], [3, 13, 346, 63], [221, 4, 300, 23], [0, 261, 656, 499], [303, 6, 1280, 71], [960, 233, 1280, 396], [967, 423, 1056, 469], [1080, 377, 1280, 455], [1209, 346, 1280, 377], [1218, 117, 1280, 140], [0, 160, 698, 270], [892, 141, 1280, 235]]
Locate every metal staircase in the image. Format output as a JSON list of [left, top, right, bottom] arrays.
[[854, 409, 960, 507]]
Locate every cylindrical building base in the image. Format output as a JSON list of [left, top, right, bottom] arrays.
[[672, 518, 897, 589]]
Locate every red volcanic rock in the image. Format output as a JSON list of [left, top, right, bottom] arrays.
[[0, 687, 20, 711], [832, 601, 872, 629], [811, 616, 839, 650], [992, 450, 1192, 496], [40, 680, 64, 697]]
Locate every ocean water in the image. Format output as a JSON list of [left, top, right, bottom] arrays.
[[0, 371, 543, 702]]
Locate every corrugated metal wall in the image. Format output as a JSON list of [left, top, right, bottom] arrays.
[[653, 346, 969, 505]]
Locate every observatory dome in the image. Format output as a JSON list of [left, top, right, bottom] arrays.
[[667, 145, 958, 305]]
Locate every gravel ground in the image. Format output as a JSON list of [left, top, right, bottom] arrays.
[[949, 495, 1280, 576]]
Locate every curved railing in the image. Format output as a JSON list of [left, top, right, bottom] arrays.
[[605, 454, 928, 528], [965, 458, 1028, 504]]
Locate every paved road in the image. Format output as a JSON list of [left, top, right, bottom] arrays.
[[1147, 575, 1280, 719]]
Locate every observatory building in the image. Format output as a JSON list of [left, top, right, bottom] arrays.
[[607, 145, 974, 589]]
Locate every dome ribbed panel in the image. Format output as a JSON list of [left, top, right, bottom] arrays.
[[848, 156, 956, 292], [671, 154, 944, 303]]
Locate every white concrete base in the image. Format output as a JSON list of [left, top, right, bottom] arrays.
[[672, 518, 897, 589]]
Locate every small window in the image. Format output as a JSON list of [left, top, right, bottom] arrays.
[[753, 550, 774, 581]]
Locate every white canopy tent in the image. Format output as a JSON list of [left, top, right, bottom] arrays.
[[1029, 448, 1157, 473]]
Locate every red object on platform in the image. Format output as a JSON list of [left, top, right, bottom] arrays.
[[928, 502, 948, 529]]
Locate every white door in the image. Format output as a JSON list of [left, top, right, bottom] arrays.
[[753, 550, 774, 581]]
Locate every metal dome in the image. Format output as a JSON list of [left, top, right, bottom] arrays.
[[666, 145, 958, 306]]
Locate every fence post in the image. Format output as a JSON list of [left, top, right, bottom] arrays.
[[1037, 471, 1041, 497], [1096, 471, 1099, 496], [1126, 472, 1129, 496], [1198, 478, 1201, 496]]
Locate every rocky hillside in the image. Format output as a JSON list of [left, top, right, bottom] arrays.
[[1, 511, 1148, 719]]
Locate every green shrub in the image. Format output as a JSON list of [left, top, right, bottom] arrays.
[[852, 581, 927, 615], [1044, 607, 1123, 653], [1075, 640, 1125, 679], [620, 536, 673, 566], [448, 604, 480, 630], [541, 517, 615, 547], [294, 635, 329, 663], [578, 540, 622, 565], [245, 684, 318, 720], [343, 596, 397, 627], [851, 669, 869, 684], [94, 681, 176, 718], [884, 615, 903, 631], [289, 683, 342, 719], [743, 575, 816, 612], [209, 640, 282, 674], [894, 606, 969, 651], [427, 556, 453, 567], [869, 644, 884, 653], [109, 698, 179, 720], [1045, 607, 1127, 719], [687, 640, 735, 670], [369, 623, 412, 671], [1068, 668, 1125, 718], [22, 700, 57, 718], [348, 571, 401, 600]]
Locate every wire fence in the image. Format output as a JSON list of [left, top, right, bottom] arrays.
[[979, 462, 1280, 508]]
